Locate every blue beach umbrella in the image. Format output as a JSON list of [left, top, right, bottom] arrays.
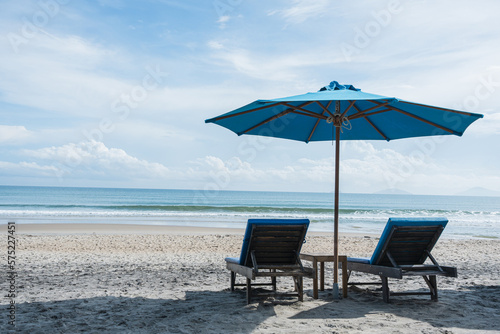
[[205, 81, 483, 295]]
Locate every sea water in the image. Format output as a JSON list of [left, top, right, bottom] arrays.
[[1, 185, 499, 239]]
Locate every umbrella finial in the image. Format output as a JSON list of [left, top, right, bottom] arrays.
[[319, 81, 360, 92]]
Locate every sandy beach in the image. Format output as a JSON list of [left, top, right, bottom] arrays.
[[2, 223, 500, 333]]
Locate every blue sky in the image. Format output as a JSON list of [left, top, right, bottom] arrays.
[[1, 0, 499, 195]]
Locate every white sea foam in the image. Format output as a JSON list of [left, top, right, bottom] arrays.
[[1, 186, 499, 239]]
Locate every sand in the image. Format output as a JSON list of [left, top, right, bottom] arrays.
[[1, 223, 499, 333]]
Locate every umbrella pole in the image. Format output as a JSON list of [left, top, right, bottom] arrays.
[[333, 126, 340, 299]]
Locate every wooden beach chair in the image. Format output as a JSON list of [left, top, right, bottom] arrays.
[[225, 219, 314, 304], [347, 218, 457, 302]]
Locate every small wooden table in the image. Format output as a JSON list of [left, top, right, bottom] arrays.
[[299, 254, 348, 299]]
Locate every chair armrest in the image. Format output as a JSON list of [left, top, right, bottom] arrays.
[[347, 261, 403, 279]]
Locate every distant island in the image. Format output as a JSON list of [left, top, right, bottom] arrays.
[[372, 187, 500, 197], [455, 187, 500, 197]]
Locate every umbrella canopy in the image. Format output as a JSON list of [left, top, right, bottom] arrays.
[[206, 81, 482, 142], [205, 81, 483, 296]]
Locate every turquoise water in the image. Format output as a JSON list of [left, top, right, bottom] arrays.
[[1, 185, 499, 239]]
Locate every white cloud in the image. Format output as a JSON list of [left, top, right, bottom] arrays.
[[208, 46, 344, 82], [217, 15, 230, 29], [185, 136, 500, 194], [22, 141, 171, 179], [110, 120, 199, 145], [207, 40, 224, 50], [0, 125, 33, 144], [269, 0, 332, 24], [0, 160, 60, 177], [140, 83, 263, 117], [472, 113, 500, 135], [0, 0, 499, 193], [0, 30, 134, 118], [337, 141, 446, 192], [188, 155, 336, 192]]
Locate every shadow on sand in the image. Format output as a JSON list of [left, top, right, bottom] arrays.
[[5, 284, 499, 333], [7, 290, 277, 334], [292, 284, 500, 331]]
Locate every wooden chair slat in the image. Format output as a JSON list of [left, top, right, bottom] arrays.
[[226, 221, 311, 304], [347, 221, 456, 302]]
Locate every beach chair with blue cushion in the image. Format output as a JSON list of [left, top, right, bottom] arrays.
[[347, 218, 457, 302], [225, 219, 314, 304]]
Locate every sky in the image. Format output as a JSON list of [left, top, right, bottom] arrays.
[[0, 0, 499, 195]]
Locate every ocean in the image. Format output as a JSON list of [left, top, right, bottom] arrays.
[[1, 185, 499, 239]]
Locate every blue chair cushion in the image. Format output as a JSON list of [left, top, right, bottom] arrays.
[[238, 218, 310, 266], [370, 217, 448, 264]]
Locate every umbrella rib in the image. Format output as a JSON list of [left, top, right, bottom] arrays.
[[315, 101, 335, 117], [306, 111, 327, 143], [385, 105, 460, 135], [306, 119, 321, 143], [206, 102, 283, 122], [350, 108, 391, 120], [281, 101, 325, 118], [306, 101, 332, 142], [364, 116, 389, 141], [352, 103, 362, 114], [289, 110, 325, 118], [340, 100, 357, 118], [238, 101, 319, 135], [347, 100, 392, 119], [239, 110, 291, 135], [399, 101, 482, 117]]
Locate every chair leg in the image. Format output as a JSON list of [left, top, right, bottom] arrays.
[[292, 276, 304, 301], [429, 275, 438, 301], [272, 269, 277, 291], [381, 276, 390, 303], [246, 278, 252, 304], [230, 271, 236, 292], [298, 276, 303, 302], [422, 275, 438, 301]]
